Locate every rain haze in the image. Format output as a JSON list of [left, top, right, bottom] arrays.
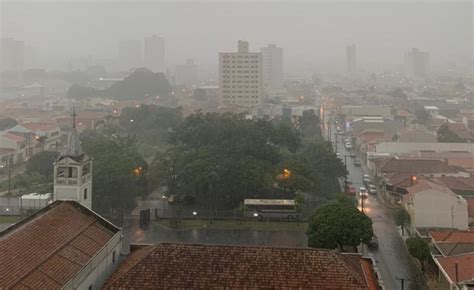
[[1, 1, 472, 73], [0, 1, 473, 290]]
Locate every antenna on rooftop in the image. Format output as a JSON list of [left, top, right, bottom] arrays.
[[72, 103, 77, 129]]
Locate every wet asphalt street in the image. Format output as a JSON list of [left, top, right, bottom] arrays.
[[334, 131, 416, 290]]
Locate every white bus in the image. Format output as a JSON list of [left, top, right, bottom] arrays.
[[243, 199, 297, 220]]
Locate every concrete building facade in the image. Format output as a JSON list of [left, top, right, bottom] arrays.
[[260, 44, 283, 91], [346, 44, 356, 74], [144, 35, 165, 72], [219, 41, 263, 108]]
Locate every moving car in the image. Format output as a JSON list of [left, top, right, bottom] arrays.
[[363, 174, 371, 185], [368, 184, 377, 195], [359, 187, 368, 198], [354, 159, 361, 166], [345, 143, 352, 150]]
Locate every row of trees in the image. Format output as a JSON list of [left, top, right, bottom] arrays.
[[148, 112, 346, 209]]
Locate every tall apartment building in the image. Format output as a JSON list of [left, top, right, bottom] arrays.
[[175, 59, 198, 88], [1, 37, 25, 72], [118, 39, 142, 70], [219, 41, 263, 107], [346, 44, 356, 74], [144, 35, 165, 72], [404, 48, 429, 77], [260, 44, 283, 91]]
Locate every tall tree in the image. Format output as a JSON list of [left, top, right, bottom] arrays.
[[394, 207, 411, 235], [25, 151, 60, 180], [0, 118, 17, 131], [406, 236, 430, 271], [306, 201, 373, 250], [437, 124, 466, 143]]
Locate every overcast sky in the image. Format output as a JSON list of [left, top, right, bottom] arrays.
[[1, 1, 472, 73]]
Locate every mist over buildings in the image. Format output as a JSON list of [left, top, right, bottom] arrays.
[[1, 1, 472, 74]]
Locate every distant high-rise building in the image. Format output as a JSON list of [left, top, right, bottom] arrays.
[[1, 37, 25, 72], [346, 44, 356, 74], [404, 48, 429, 77], [118, 39, 142, 70], [175, 59, 198, 88], [260, 44, 283, 91], [219, 41, 263, 108], [144, 35, 165, 72]]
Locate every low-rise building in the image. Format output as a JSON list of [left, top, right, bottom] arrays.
[[104, 243, 382, 289], [403, 179, 469, 231], [0, 200, 123, 289], [429, 230, 474, 289]]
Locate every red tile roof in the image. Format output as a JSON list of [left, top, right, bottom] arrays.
[[437, 176, 474, 192], [0, 200, 119, 288], [104, 243, 380, 289], [0, 132, 24, 143], [436, 253, 474, 284], [466, 197, 474, 219], [430, 230, 474, 243], [406, 178, 456, 196], [376, 157, 463, 174]]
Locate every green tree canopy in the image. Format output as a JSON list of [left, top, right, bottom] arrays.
[[406, 236, 431, 271], [0, 118, 17, 131], [306, 201, 373, 250], [394, 207, 411, 235], [80, 130, 149, 213], [437, 124, 466, 143], [25, 151, 60, 180], [415, 110, 430, 125], [119, 104, 183, 145]]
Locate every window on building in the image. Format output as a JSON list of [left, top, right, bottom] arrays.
[[88, 285, 92, 290], [84, 188, 88, 200], [57, 167, 66, 177], [68, 167, 78, 178], [112, 250, 116, 263]]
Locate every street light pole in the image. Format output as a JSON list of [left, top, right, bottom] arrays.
[[7, 156, 12, 195]]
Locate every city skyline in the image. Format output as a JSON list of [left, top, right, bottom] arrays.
[[1, 1, 472, 73]]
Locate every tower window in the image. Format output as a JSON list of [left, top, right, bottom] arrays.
[[112, 250, 116, 263], [84, 188, 88, 200], [68, 167, 77, 178]]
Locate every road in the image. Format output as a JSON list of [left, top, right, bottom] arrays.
[[331, 126, 417, 290]]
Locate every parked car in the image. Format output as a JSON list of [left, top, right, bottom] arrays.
[[367, 235, 379, 250], [350, 152, 356, 158], [354, 159, 361, 166], [346, 185, 357, 196], [368, 184, 377, 195]]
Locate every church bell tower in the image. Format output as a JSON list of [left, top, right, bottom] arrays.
[[53, 109, 92, 209]]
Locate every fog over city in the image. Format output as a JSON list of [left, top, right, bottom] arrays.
[[0, 1, 473, 290], [2, 1, 472, 73]]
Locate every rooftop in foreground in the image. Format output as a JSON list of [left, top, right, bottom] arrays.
[[104, 243, 380, 289], [0, 200, 120, 288]]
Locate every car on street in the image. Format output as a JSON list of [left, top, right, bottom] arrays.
[[363, 174, 371, 185], [368, 184, 377, 195], [367, 235, 379, 250], [345, 143, 352, 150], [350, 152, 356, 158], [345, 185, 357, 196], [354, 159, 361, 166], [359, 187, 368, 198]]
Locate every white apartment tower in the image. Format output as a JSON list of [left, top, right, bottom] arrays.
[[144, 35, 165, 72], [219, 41, 263, 107], [260, 44, 283, 91], [53, 112, 92, 209], [346, 44, 356, 74]]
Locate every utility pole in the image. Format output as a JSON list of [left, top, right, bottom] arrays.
[[7, 156, 12, 195], [396, 277, 405, 290]]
